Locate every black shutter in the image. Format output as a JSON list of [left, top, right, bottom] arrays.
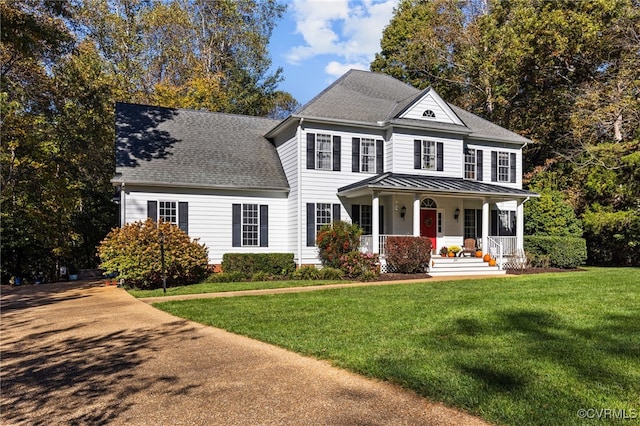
[[436, 142, 444, 171], [491, 151, 497, 182], [306, 133, 315, 169], [332, 136, 341, 171], [352, 205, 361, 226], [477, 150, 483, 181], [476, 209, 483, 239], [232, 204, 241, 247], [260, 205, 268, 247], [306, 203, 315, 246], [178, 202, 188, 233], [414, 140, 421, 169], [147, 201, 157, 221], [510, 153, 517, 183], [332, 204, 341, 222], [379, 206, 384, 234], [352, 138, 360, 172], [376, 139, 384, 173]]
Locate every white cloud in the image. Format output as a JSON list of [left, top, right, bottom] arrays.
[[325, 60, 368, 78], [286, 0, 398, 72]]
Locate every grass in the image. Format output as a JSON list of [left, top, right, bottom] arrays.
[[152, 267, 640, 426], [127, 279, 349, 298]]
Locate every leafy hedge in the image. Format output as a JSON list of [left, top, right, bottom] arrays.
[[524, 236, 587, 269], [384, 236, 432, 273], [221, 253, 296, 276], [98, 219, 209, 289]]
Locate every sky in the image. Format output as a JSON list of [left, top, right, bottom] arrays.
[[268, 0, 400, 106]]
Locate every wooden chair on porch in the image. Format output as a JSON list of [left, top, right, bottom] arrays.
[[459, 238, 477, 257]]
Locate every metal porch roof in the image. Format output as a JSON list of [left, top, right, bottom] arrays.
[[337, 173, 539, 199]]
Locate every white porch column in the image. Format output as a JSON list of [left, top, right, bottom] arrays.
[[413, 194, 420, 237], [482, 199, 490, 254], [516, 199, 525, 252], [372, 192, 380, 254]]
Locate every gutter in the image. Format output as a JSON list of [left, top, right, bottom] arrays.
[[297, 117, 304, 267], [109, 179, 290, 194]]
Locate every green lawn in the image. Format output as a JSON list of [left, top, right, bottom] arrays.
[[128, 279, 349, 298], [153, 267, 640, 426]]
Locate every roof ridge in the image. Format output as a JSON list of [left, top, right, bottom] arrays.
[[116, 101, 280, 123]]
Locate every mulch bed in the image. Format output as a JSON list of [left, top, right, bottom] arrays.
[[377, 267, 585, 281]]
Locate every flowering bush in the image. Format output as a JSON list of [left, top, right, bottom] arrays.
[[316, 220, 362, 269], [338, 251, 380, 280], [98, 218, 209, 289], [385, 236, 432, 273]]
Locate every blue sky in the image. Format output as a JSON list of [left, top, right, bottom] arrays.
[[268, 0, 399, 106]]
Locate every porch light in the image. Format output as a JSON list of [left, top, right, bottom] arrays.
[[400, 205, 407, 220], [454, 207, 460, 221]]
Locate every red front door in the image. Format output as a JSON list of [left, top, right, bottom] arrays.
[[420, 209, 437, 251]]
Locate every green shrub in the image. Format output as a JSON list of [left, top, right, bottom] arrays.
[[524, 189, 583, 237], [205, 271, 247, 283], [319, 267, 344, 280], [384, 236, 432, 273], [292, 265, 320, 280], [222, 253, 295, 276], [524, 236, 587, 269], [338, 251, 380, 280], [316, 221, 363, 268], [250, 271, 273, 282], [98, 219, 209, 289]]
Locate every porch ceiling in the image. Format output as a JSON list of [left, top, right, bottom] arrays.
[[337, 172, 539, 199]]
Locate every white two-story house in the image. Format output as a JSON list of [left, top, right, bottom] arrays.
[[113, 70, 538, 273]]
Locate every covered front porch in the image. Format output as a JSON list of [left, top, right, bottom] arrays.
[[337, 173, 539, 270]]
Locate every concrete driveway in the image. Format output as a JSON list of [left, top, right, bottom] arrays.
[[1, 280, 488, 425]]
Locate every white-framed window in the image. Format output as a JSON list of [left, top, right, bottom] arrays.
[[316, 203, 332, 232], [159, 201, 177, 224], [422, 140, 436, 170], [498, 152, 510, 182], [464, 209, 479, 240], [437, 211, 443, 233], [316, 133, 332, 170], [242, 204, 259, 246], [464, 149, 476, 180], [359, 205, 372, 234], [360, 138, 376, 173]]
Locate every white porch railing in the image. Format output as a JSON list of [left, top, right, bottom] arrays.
[[360, 234, 407, 257], [487, 236, 504, 270]]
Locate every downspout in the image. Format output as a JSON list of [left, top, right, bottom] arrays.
[[121, 182, 126, 226], [297, 118, 304, 267]]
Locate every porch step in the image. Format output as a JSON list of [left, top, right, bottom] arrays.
[[428, 256, 506, 277]]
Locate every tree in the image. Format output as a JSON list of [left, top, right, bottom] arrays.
[[372, 0, 640, 265], [75, 0, 295, 116]]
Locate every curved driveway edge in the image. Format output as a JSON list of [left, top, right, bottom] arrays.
[[1, 280, 489, 425]]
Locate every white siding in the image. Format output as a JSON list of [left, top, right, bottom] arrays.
[[276, 134, 300, 262], [400, 91, 464, 125], [466, 141, 523, 189], [122, 187, 289, 265], [391, 131, 464, 178]]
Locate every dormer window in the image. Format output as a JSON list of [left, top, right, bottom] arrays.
[[422, 110, 436, 118]]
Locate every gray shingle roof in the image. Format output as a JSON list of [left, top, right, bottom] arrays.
[[338, 173, 538, 198], [113, 103, 289, 191], [293, 69, 530, 145]]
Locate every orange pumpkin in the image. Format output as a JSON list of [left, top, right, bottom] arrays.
[[448, 252, 455, 257], [475, 250, 483, 258], [483, 253, 491, 262], [489, 258, 497, 266]]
